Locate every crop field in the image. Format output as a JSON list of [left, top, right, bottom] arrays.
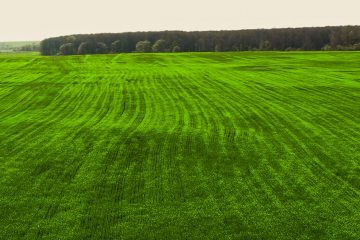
[[0, 52, 359, 239]]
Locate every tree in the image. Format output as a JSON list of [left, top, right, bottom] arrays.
[[321, 44, 332, 51], [40, 26, 360, 55], [65, 35, 76, 44], [111, 40, 121, 53], [214, 44, 222, 52], [59, 43, 75, 55], [135, 40, 151, 53], [152, 39, 168, 52], [78, 42, 95, 55], [353, 43, 360, 50], [231, 45, 239, 51], [96, 42, 108, 54], [172, 45, 181, 52], [259, 40, 271, 50]]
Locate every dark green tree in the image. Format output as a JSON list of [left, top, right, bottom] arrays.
[[135, 40, 151, 53], [111, 40, 121, 53], [321, 44, 332, 51], [59, 43, 75, 55], [152, 39, 168, 52], [259, 40, 271, 50], [40, 26, 360, 55], [172, 45, 181, 52], [65, 36, 76, 44], [214, 44, 222, 52], [77, 42, 95, 55], [96, 42, 108, 54]]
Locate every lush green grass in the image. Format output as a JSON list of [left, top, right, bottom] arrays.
[[0, 52, 359, 239]]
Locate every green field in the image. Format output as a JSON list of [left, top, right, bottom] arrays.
[[0, 52, 359, 239]]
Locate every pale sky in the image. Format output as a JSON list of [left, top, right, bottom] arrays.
[[0, 0, 359, 41]]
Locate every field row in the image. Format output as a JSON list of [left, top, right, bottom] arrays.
[[0, 52, 359, 239]]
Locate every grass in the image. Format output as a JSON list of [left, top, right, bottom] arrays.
[[0, 51, 359, 239]]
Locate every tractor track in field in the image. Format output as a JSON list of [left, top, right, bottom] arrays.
[[1, 52, 359, 239]]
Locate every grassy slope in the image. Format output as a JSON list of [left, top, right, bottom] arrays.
[[0, 52, 359, 239]]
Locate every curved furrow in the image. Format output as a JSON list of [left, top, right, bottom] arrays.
[[210, 69, 350, 165], [188, 72, 267, 175], [83, 77, 114, 128], [143, 70, 189, 203], [0, 91, 37, 133], [1, 73, 77, 138], [81, 78, 148, 223], [73, 71, 145, 235], [175, 73, 211, 133], [265, 109, 360, 203], [132, 70, 158, 132], [252, 87, 359, 191], [174, 69, 272, 201], [0, 74, 58, 122], [155, 72, 202, 200], [202, 70, 360, 209], [95, 74, 124, 127], [155, 71, 189, 132], [2, 52, 360, 239], [239, 72, 359, 150], [249, 80, 360, 147], [276, 69, 359, 105], [158, 70, 212, 198], [117, 81, 147, 169], [0, 72, 46, 102], [177, 73, 249, 174], [270, 71, 358, 136], [96, 73, 148, 191], [5, 75, 97, 157], [119, 73, 153, 205], [145, 72, 169, 131], [249, 97, 360, 205], [0, 85, 37, 115], [174, 70, 249, 179], [111, 71, 131, 123], [68, 81, 108, 130], [267, 70, 359, 126], [95, 73, 126, 126], [1, 83, 75, 154]]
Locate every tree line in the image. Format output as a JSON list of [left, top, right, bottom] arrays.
[[40, 26, 360, 55], [0, 41, 40, 53]]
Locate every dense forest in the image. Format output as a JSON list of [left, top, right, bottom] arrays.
[[40, 26, 360, 55]]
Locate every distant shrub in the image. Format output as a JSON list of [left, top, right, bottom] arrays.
[[78, 42, 94, 55], [259, 40, 271, 50], [111, 40, 121, 53], [96, 42, 108, 54], [231, 45, 239, 51], [215, 44, 222, 52], [353, 43, 360, 50], [322, 44, 332, 51], [172, 46, 182, 52], [152, 39, 168, 52], [65, 35, 76, 43], [59, 43, 74, 55], [135, 40, 151, 53]]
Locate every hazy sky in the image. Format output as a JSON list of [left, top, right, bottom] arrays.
[[1, 0, 359, 41]]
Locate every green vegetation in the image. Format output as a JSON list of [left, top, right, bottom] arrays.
[[41, 26, 360, 55], [0, 41, 40, 52], [0, 52, 359, 239]]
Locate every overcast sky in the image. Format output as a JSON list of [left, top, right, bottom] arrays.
[[0, 0, 359, 41]]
